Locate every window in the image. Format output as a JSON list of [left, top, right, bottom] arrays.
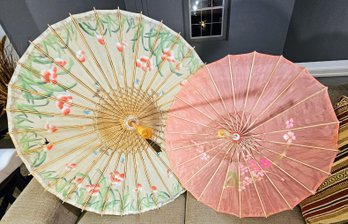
[[185, 0, 229, 40]]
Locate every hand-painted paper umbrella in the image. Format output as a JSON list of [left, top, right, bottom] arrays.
[[6, 9, 203, 215], [165, 52, 339, 217]]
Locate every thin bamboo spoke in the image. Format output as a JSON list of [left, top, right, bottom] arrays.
[[240, 56, 282, 131], [227, 55, 240, 130], [174, 95, 232, 130], [7, 108, 94, 119], [138, 148, 159, 208], [182, 142, 231, 185], [197, 144, 235, 200], [17, 62, 116, 115], [168, 113, 221, 130], [260, 145, 330, 174], [80, 130, 127, 211], [142, 33, 181, 94], [216, 144, 238, 212], [254, 138, 338, 152], [245, 69, 307, 133], [93, 8, 122, 91], [133, 150, 142, 212], [249, 121, 339, 137], [47, 25, 123, 112], [143, 147, 173, 198], [33, 136, 99, 172], [175, 141, 228, 167], [165, 131, 212, 136], [69, 14, 114, 93], [10, 123, 96, 134], [241, 151, 267, 217], [238, 52, 256, 131], [10, 84, 117, 118], [170, 138, 223, 152], [238, 151, 242, 217], [252, 148, 315, 194], [120, 152, 129, 214], [244, 146, 292, 210], [129, 14, 145, 109], [246, 87, 327, 133]]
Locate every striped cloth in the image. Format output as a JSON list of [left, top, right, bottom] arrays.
[[300, 96, 348, 224]]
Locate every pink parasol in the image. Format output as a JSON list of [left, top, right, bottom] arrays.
[[164, 52, 339, 217]]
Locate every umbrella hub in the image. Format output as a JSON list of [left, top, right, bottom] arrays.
[[231, 132, 242, 141]]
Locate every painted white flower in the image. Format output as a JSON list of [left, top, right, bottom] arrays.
[[285, 118, 294, 129], [283, 131, 296, 144]]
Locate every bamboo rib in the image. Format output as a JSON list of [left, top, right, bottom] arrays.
[[245, 68, 306, 133], [197, 144, 235, 200], [165, 131, 212, 136], [101, 151, 122, 214], [170, 138, 223, 152], [216, 143, 238, 212], [252, 148, 315, 194], [241, 151, 267, 217], [249, 121, 339, 137], [174, 95, 232, 130], [116, 8, 129, 99], [254, 138, 338, 152], [80, 130, 128, 211], [10, 84, 117, 119], [182, 142, 232, 186], [240, 56, 282, 131], [142, 33, 181, 94], [30, 41, 122, 114], [260, 145, 330, 174], [246, 87, 327, 133], [133, 150, 142, 212], [45, 144, 102, 193], [63, 128, 127, 203], [47, 25, 123, 114], [238, 52, 256, 132], [120, 152, 129, 214], [244, 146, 292, 211], [10, 123, 95, 134], [238, 151, 242, 217], [7, 108, 94, 119], [227, 55, 240, 131], [17, 62, 116, 115], [138, 149, 159, 208], [93, 8, 122, 92], [69, 14, 114, 94], [175, 140, 228, 167]]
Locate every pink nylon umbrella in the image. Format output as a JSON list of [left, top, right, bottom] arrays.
[[164, 52, 339, 217]]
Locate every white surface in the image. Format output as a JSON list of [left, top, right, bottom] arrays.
[[0, 148, 22, 183]]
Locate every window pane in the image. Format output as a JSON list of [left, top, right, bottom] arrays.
[[212, 23, 222, 35], [191, 25, 201, 37], [212, 8, 223, 22], [190, 0, 201, 10], [201, 23, 211, 36], [201, 10, 212, 23], [191, 11, 201, 24], [212, 0, 223, 6], [201, 0, 212, 8]]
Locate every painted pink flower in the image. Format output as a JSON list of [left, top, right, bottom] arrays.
[[175, 62, 182, 70], [150, 185, 157, 192], [55, 58, 67, 67], [161, 48, 176, 62], [260, 158, 271, 169], [56, 94, 73, 115], [96, 33, 105, 45], [86, 184, 100, 196], [75, 50, 86, 63], [116, 41, 127, 52], [109, 171, 125, 186], [44, 122, 57, 133], [286, 118, 294, 129], [65, 163, 77, 171], [134, 183, 142, 192], [248, 159, 261, 171], [41, 66, 58, 84], [75, 177, 83, 184], [283, 131, 296, 143], [136, 56, 153, 72]]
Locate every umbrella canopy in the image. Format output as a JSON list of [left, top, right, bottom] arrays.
[[6, 9, 203, 215], [165, 52, 339, 217]]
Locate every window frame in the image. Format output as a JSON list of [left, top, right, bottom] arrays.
[[183, 0, 230, 41]]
